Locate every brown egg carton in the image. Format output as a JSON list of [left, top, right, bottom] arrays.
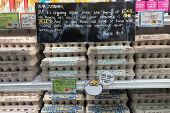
[[0, 36, 37, 43], [0, 92, 41, 105]]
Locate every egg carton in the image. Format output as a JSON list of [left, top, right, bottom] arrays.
[[88, 59, 135, 70], [88, 54, 134, 60], [88, 42, 131, 47], [0, 36, 37, 43], [131, 99, 170, 103], [44, 43, 86, 47], [0, 68, 41, 82], [41, 104, 85, 113], [41, 70, 87, 81], [135, 68, 170, 79], [0, 93, 41, 105], [135, 53, 170, 58], [0, 91, 45, 96], [43, 47, 87, 57], [88, 69, 135, 80], [134, 45, 170, 54], [0, 104, 41, 113], [132, 104, 170, 113], [0, 47, 40, 56], [43, 92, 85, 105], [87, 45, 134, 55], [86, 104, 130, 113]]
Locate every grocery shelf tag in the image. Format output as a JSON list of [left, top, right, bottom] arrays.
[[138, 10, 164, 27], [99, 71, 114, 86], [20, 13, 36, 29], [0, 13, 20, 29], [52, 79, 77, 94]]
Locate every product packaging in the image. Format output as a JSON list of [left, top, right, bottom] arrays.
[[136, 0, 146, 13], [28, 0, 39, 12], [146, 0, 158, 11], [158, 0, 169, 14]]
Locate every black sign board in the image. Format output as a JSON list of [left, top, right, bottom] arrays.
[[35, 2, 135, 43]]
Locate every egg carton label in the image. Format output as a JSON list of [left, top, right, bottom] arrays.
[[98, 59, 126, 65], [140, 94, 168, 99], [0, 61, 21, 67], [0, 51, 18, 55], [95, 94, 120, 99], [52, 47, 78, 52], [146, 48, 170, 53], [97, 46, 126, 54], [145, 58, 170, 64], [42, 105, 83, 112], [97, 70, 125, 76], [139, 69, 170, 74], [1, 96, 32, 102], [51, 94, 76, 100], [88, 105, 128, 111], [135, 34, 169, 41], [0, 72, 21, 78], [0, 36, 36, 43], [50, 71, 77, 76], [49, 57, 78, 66]]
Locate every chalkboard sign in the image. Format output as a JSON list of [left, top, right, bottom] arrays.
[[35, 2, 135, 43]]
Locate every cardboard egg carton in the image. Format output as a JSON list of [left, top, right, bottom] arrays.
[[0, 36, 37, 43], [135, 53, 170, 58], [88, 42, 131, 47], [43, 92, 85, 105], [88, 59, 135, 70], [133, 34, 170, 46], [135, 68, 170, 79], [44, 43, 86, 47], [41, 104, 85, 113], [88, 54, 134, 60], [41, 70, 87, 81], [132, 104, 170, 113], [0, 91, 45, 96], [86, 104, 130, 113], [41, 57, 87, 71], [88, 69, 135, 80], [0, 92, 41, 105], [0, 68, 41, 82], [0, 104, 41, 113], [86, 90, 128, 104], [43, 47, 87, 57], [136, 58, 170, 69], [87, 46, 134, 55]]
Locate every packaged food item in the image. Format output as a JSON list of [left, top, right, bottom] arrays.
[[136, 0, 146, 12], [146, 0, 158, 11]]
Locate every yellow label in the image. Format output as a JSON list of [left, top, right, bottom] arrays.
[[32, 22, 35, 25], [7, 22, 12, 26]]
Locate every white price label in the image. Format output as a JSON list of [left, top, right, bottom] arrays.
[[20, 13, 36, 29], [139, 11, 164, 27], [99, 71, 114, 86]]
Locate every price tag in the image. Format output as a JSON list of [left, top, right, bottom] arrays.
[[0, 13, 20, 29], [99, 71, 114, 86], [138, 11, 164, 27], [20, 13, 36, 29], [52, 79, 76, 94]]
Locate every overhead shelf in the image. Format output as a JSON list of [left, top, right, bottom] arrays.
[[1, 75, 170, 91], [136, 15, 170, 26]]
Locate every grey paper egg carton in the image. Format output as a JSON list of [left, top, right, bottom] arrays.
[[0, 104, 41, 113], [43, 47, 87, 57], [0, 92, 41, 105], [87, 45, 134, 55], [135, 68, 170, 79], [88, 42, 131, 47], [41, 104, 85, 113], [41, 70, 87, 81], [88, 59, 135, 70], [136, 58, 170, 69], [0, 36, 37, 43], [86, 104, 130, 113], [88, 69, 135, 80], [133, 34, 170, 46], [43, 92, 85, 105], [41, 57, 87, 71], [0, 68, 41, 82]]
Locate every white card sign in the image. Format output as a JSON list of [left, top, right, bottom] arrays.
[[20, 13, 36, 29]]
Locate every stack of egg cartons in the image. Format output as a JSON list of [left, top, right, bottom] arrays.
[[129, 89, 170, 113], [41, 43, 87, 81], [133, 34, 170, 79], [41, 90, 85, 113], [87, 42, 135, 81], [0, 91, 44, 113], [86, 89, 130, 113], [0, 36, 44, 82]]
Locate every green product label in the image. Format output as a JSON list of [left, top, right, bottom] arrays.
[[53, 79, 76, 94], [0, 13, 20, 29]]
